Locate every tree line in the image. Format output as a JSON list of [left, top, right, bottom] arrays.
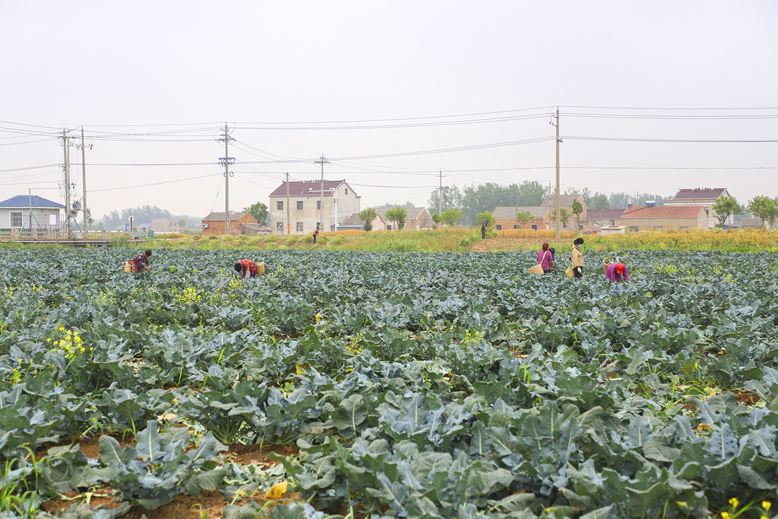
[[425, 182, 670, 226]]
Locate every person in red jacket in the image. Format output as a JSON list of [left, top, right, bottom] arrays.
[[234, 259, 258, 278]]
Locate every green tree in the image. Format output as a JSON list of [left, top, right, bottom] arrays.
[[431, 213, 441, 227], [427, 185, 463, 214], [178, 218, 188, 230], [571, 199, 583, 229], [440, 209, 462, 227], [458, 181, 545, 225], [243, 202, 268, 226], [711, 195, 742, 228], [515, 211, 535, 229], [552, 208, 570, 229], [358, 208, 377, 232], [385, 207, 407, 230], [476, 211, 495, 228], [748, 196, 778, 228]]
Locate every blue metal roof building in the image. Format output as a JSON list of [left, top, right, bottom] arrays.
[[0, 195, 65, 209]]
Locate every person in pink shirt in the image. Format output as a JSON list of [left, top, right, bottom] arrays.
[[605, 262, 629, 282], [536, 243, 554, 274]]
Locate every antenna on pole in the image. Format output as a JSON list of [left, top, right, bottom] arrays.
[[217, 124, 235, 235]]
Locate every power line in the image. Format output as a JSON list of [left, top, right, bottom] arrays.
[[90, 173, 221, 192], [565, 136, 778, 143]]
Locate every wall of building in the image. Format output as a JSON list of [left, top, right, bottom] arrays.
[[495, 216, 548, 231], [203, 216, 252, 236], [623, 213, 706, 232], [0, 208, 60, 228], [269, 186, 361, 234]]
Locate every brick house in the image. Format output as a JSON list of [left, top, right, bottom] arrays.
[[201, 212, 257, 235], [540, 194, 588, 230], [268, 180, 361, 234], [374, 207, 433, 231], [621, 205, 707, 232], [664, 188, 731, 228], [492, 206, 550, 231], [584, 209, 626, 229]]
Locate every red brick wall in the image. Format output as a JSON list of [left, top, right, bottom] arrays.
[[203, 215, 255, 235]]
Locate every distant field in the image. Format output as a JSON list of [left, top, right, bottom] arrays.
[[139, 227, 778, 253]]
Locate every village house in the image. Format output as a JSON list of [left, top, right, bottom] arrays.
[[150, 218, 187, 233], [621, 205, 707, 232], [0, 195, 63, 229], [664, 188, 731, 229], [340, 212, 388, 231], [540, 194, 587, 230], [201, 211, 257, 235], [492, 206, 550, 230], [268, 180, 360, 234], [584, 208, 626, 230], [374, 207, 433, 231]]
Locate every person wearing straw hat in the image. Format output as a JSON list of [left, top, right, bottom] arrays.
[[605, 262, 629, 282]]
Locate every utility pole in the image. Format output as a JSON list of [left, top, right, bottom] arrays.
[[314, 154, 329, 232], [61, 129, 72, 239], [438, 170, 444, 217], [286, 173, 290, 235], [81, 127, 88, 235], [218, 124, 235, 235], [553, 108, 561, 239]]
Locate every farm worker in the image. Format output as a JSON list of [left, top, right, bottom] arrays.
[[313, 227, 319, 244], [536, 243, 554, 274], [606, 262, 629, 282], [234, 259, 258, 278], [481, 222, 487, 239], [131, 249, 152, 273], [549, 247, 556, 269], [570, 238, 584, 278]]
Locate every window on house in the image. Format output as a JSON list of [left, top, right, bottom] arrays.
[[296, 222, 303, 232], [496, 224, 502, 230], [679, 226, 688, 230], [629, 226, 639, 232], [654, 226, 663, 231], [345, 188, 349, 195], [277, 201, 283, 210], [10, 212, 22, 228], [317, 201, 321, 210], [531, 225, 537, 230], [316, 222, 322, 230], [296, 201, 303, 210], [276, 222, 283, 231], [387, 224, 392, 230], [609, 220, 615, 226]]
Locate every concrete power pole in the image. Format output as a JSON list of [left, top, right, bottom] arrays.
[[286, 172, 290, 235], [81, 127, 88, 234], [61, 129, 72, 239], [314, 154, 329, 232], [218, 124, 235, 235], [554, 108, 561, 239], [438, 170, 443, 217]]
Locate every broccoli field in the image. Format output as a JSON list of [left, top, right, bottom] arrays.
[[0, 248, 777, 519]]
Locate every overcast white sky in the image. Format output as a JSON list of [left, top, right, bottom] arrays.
[[2, 1, 777, 221]]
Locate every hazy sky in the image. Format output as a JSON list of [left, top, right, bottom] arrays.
[[2, 1, 777, 221]]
